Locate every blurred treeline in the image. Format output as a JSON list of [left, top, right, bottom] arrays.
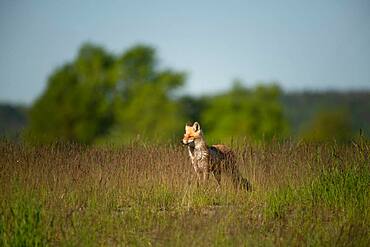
[[1, 43, 369, 144]]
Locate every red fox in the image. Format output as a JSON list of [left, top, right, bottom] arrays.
[[182, 122, 251, 190]]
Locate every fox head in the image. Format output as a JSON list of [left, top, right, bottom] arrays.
[[182, 122, 202, 146]]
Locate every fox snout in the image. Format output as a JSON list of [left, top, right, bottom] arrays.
[[182, 139, 191, 145], [181, 140, 195, 148], [182, 138, 195, 147]]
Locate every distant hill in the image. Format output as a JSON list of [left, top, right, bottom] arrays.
[[282, 91, 370, 137], [0, 104, 27, 139]]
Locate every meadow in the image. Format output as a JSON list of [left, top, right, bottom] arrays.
[[0, 139, 369, 246]]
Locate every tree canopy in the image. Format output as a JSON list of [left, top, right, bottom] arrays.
[[26, 43, 186, 144], [202, 82, 289, 142]]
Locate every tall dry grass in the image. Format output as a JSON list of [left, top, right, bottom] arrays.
[[0, 139, 369, 246]]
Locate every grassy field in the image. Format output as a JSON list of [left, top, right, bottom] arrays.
[[0, 139, 369, 246]]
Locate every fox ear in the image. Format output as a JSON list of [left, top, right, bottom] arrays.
[[193, 122, 201, 132], [185, 121, 193, 130]]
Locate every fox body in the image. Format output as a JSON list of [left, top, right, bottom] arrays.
[[182, 122, 250, 190]]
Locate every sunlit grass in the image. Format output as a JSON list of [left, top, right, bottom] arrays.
[[0, 139, 369, 246]]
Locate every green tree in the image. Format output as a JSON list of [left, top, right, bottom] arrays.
[[26, 43, 116, 143], [107, 46, 186, 143], [25, 43, 186, 144], [299, 109, 353, 142], [201, 81, 289, 142]]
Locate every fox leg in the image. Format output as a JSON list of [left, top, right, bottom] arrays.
[[203, 171, 209, 182], [196, 171, 202, 186], [229, 166, 244, 189], [193, 169, 202, 187], [213, 168, 221, 189], [231, 172, 242, 189]]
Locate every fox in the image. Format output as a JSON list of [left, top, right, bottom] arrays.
[[182, 121, 251, 190]]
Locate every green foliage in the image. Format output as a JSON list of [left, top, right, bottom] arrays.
[[111, 84, 184, 143], [25, 43, 115, 144], [202, 81, 289, 142], [25, 43, 186, 144], [300, 108, 353, 142], [118, 45, 156, 91], [179, 96, 207, 124], [108, 49, 186, 143]]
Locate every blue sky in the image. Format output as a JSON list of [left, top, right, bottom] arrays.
[[1, 0, 369, 104]]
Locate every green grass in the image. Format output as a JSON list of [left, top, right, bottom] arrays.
[[0, 191, 50, 246], [265, 159, 369, 246], [0, 140, 369, 246], [266, 163, 370, 218]]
